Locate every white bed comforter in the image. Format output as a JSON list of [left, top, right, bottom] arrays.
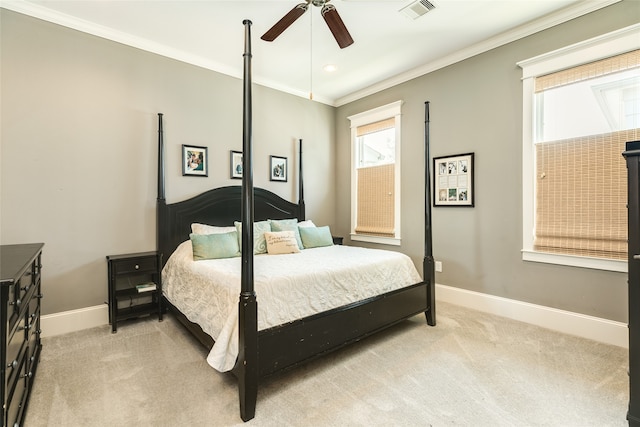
[[162, 242, 422, 372]]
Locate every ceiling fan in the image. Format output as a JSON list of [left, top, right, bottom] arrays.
[[261, 0, 354, 49]]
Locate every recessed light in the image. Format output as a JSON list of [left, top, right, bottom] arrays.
[[323, 64, 337, 72]]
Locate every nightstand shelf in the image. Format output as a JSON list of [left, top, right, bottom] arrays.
[[106, 251, 162, 333]]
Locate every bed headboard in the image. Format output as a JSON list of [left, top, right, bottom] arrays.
[[155, 111, 306, 266], [157, 185, 304, 265]]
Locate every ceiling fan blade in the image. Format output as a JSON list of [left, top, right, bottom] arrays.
[[261, 2, 309, 42], [321, 4, 354, 49]]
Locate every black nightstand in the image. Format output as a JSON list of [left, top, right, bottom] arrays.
[[332, 236, 344, 245], [106, 251, 162, 333]]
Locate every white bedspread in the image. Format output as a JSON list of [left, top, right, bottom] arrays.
[[162, 241, 422, 372]]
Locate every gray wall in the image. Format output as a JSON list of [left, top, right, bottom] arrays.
[[2, 2, 637, 323], [1, 10, 335, 315], [335, 0, 639, 323]]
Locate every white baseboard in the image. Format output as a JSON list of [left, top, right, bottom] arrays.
[[40, 287, 629, 348], [41, 304, 109, 338], [436, 284, 628, 348]]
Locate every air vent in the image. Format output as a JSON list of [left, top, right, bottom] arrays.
[[399, 0, 436, 20]]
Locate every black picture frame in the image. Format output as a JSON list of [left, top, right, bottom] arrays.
[[433, 152, 474, 207], [230, 150, 243, 179], [182, 144, 208, 177], [270, 155, 287, 182]]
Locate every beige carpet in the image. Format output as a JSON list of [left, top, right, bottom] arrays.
[[24, 302, 628, 426]]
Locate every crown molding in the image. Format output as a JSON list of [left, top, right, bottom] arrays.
[[1, 0, 622, 108], [334, 0, 622, 106], [0, 0, 335, 105]]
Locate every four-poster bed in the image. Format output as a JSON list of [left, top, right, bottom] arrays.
[[156, 20, 436, 422]]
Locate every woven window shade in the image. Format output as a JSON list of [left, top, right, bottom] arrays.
[[356, 118, 395, 137], [535, 49, 640, 93], [356, 163, 394, 237], [532, 49, 640, 260], [534, 129, 639, 260]]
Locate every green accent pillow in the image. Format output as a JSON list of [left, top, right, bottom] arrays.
[[269, 218, 303, 250], [234, 220, 272, 254], [190, 231, 240, 260], [299, 225, 334, 249]]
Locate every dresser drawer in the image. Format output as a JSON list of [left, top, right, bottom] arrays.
[[16, 269, 34, 303], [27, 286, 41, 321], [28, 318, 41, 366], [114, 257, 157, 275], [27, 306, 41, 345], [5, 352, 27, 427], [5, 283, 19, 331], [5, 323, 27, 392]]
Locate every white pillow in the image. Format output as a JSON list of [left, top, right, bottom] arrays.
[[191, 223, 236, 235], [264, 231, 301, 255], [297, 220, 316, 228]]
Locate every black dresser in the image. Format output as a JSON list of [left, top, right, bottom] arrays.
[[0, 243, 44, 427], [625, 141, 640, 426]]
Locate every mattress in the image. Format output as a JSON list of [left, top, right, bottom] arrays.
[[162, 241, 422, 372]]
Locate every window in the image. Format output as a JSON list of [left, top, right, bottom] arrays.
[[348, 101, 402, 245], [519, 24, 640, 272]]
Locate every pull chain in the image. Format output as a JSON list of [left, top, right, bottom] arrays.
[[309, 11, 313, 100]]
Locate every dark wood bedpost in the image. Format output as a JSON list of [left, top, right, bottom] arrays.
[[238, 19, 258, 422], [157, 113, 165, 202], [157, 113, 168, 265], [424, 102, 436, 326], [298, 138, 305, 220]]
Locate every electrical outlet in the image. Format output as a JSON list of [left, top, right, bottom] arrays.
[[435, 261, 442, 272]]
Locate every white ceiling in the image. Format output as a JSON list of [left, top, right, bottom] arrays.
[[1, 0, 620, 106]]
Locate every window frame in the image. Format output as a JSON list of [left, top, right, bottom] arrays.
[[348, 101, 403, 246], [517, 23, 640, 273]]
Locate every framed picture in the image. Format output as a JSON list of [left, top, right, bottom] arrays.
[[433, 152, 474, 207], [270, 155, 287, 182], [230, 150, 243, 179], [182, 145, 208, 177]]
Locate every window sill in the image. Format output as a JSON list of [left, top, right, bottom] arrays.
[[521, 250, 627, 273], [351, 234, 401, 246]]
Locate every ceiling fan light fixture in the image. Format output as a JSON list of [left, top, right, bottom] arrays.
[[400, 0, 436, 20]]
